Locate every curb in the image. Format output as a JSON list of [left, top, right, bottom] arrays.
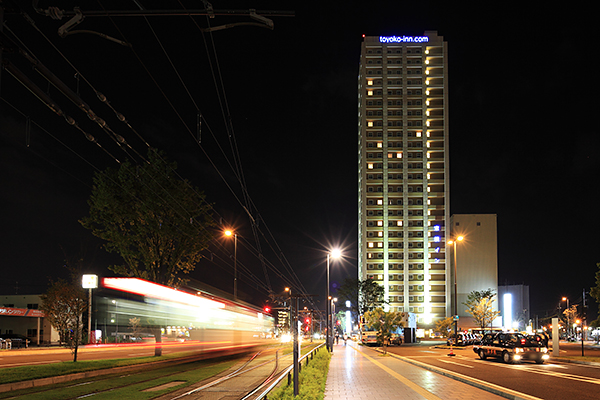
[[0, 353, 213, 394]]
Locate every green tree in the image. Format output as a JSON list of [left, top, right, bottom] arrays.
[[463, 289, 501, 330], [359, 279, 387, 314], [590, 263, 600, 326], [40, 278, 88, 361], [434, 316, 454, 337], [363, 308, 404, 354], [80, 148, 214, 287], [336, 277, 359, 327]]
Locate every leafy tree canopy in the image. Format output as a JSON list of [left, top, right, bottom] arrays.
[[590, 263, 600, 326], [359, 278, 387, 314], [434, 316, 454, 336], [363, 308, 404, 353], [463, 290, 501, 330], [40, 278, 88, 361], [80, 149, 214, 287]]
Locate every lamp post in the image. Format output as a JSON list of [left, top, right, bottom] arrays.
[[82, 274, 98, 344], [331, 297, 338, 345], [225, 229, 238, 300], [326, 249, 341, 352], [448, 236, 464, 337], [562, 297, 569, 339]]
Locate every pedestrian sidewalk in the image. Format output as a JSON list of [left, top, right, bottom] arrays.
[[324, 341, 506, 400]]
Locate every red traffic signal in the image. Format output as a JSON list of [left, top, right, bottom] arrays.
[[305, 317, 310, 324], [264, 306, 271, 313]]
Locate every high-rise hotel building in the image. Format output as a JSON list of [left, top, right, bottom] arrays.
[[358, 31, 449, 327]]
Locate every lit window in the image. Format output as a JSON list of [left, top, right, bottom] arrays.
[[427, 163, 431, 169], [377, 142, 383, 148], [425, 59, 430, 64], [367, 80, 373, 85], [377, 242, 383, 248], [377, 221, 383, 226], [396, 152, 402, 158], [426, 100, 430, 106], [425, 90, 430, 95], [427, 199, 431, 205], [368, 90, 373, 96], [426, 111, 430, 116], [433, 236, 440, 242], [425, 80, 430, 85], [378, 231, 383, 237], [433, 225, 440, 231], [427, 186, 431, 192], [388, 153, 393, 158], [377, 199, 383, 205], [427, 142, 430, 148], [397, 221, 403, 226], [368, 163, 374, 169], [427, 173, 431, 179], [425, 70, 429, 75], [427, 152, 431, 158], [368, 242, 374, 248], [425, 49, 429, 54], [426, 131, 430, 137], [368, 121, 374, 127], [426, 121, 430, 127]]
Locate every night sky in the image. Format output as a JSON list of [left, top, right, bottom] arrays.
[[1, 2, 598, 322]]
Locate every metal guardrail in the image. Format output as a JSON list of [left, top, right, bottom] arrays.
[[248, 342, 326, 400]]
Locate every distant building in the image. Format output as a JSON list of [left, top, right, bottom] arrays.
[[450, 214, 499, 329], [0, 294, 58, 345], [357, 31, 449, 328], [498, 284, 530, 330]]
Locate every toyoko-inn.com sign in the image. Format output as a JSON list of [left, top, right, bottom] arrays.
[[379, 36, 429, 43]]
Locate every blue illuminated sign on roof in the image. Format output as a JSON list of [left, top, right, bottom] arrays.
[[379, 36, 429, 43]]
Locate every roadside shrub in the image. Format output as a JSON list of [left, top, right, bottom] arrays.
[[268, 347, 331, 400]]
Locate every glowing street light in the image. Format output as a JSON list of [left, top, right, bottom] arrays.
[[224, 229, 238, 300], [562, 296, 570, 338], [326, 249, 341, 352], [82, 274, 98, 344], [448, 235, 464, 337]]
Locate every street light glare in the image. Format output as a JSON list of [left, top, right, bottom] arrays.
[[330, 249, 342, 258], [456, 235, 464, 241], [224, 229, 233, 237]]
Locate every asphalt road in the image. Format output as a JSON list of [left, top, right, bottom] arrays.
[[383, 340, 600, 400]]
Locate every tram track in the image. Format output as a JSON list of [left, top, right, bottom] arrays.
[[0, 343, 314, 400]]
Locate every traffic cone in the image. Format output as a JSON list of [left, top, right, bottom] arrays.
[[448, 343, 455, 357]]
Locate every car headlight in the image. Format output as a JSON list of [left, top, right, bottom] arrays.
[[541, 347, 548, 353], [514, 354, 522, 360], [515, 348, 522, 353], [542, 354, 550, 360]]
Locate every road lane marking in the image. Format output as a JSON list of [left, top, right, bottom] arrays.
[[386, 353, 543, 400], [438, 359, 474, 368]]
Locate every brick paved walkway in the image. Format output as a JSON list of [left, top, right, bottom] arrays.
[[324, 341, 508, 400]]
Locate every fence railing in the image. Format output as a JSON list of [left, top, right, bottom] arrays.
[[246, 342, 326, 400]]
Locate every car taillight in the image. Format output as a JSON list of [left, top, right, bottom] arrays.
[[520, 338, 526, 345]]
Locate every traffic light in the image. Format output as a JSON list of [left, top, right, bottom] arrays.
[[305, 317, 310, 324], [264, 306, 271, 313]]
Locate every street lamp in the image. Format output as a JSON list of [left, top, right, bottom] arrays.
[[225, 229, 238, 300], [82, 274, 98, 344], [326, 249, 341, 352], [448, 235, 464, 337], [562, 297, 569, 338]]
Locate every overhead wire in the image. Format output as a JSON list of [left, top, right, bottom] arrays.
[[13, 2, 315, 304]]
